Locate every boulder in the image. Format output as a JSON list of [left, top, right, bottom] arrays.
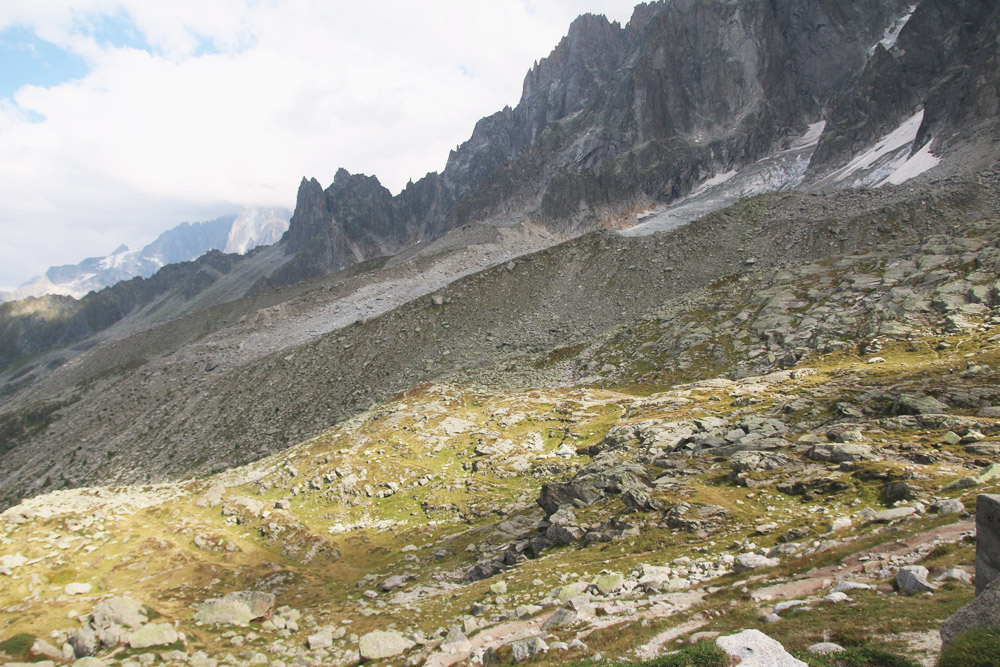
[[941, 576, 1000, 650], [65, 583, 92, 595], [977, 494, 1000, 594], [808, 642, 845, 655], [933, 499, 966, 515], [541, 608, 577, 631], [127, 623, 178, 649], [873, 507, 916, 523], [358, 630, 415, 660], [308, 629, 334, 650], [592, 573, 624, 595], [892, 393, 950, 415], [72, 659, 106, 667], [716, 630, 807, 666], [537, 482, 601, 515], [734, 553, 779, 573], [69, 625, 99, 658], [511, 637, 547, 663], [729, 450, 791, 474], [556, 582, 589, 602], [194, 591, 275, 626], [808, 443, 876, 463], [896, 565, 936, 595], [92, 596, 147, 630]]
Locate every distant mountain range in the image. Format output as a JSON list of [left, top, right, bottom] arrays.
[[0, 206, 289, 302]]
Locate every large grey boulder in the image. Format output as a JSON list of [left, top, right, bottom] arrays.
[[729, 450, 791, 474], [511, 637, 548, 663], [941, 576, 1000, 650], [734, 553, 779, 573], [896, 565, 935, 595], [892, 393, 950, 416], [976, 494, 1000, 595], [808, 443, 876, 463], [716, 630, 807, 666], [127, 623, 178, 649], [69, 625, 99, 658], [194, 591, 275, 626], [358, 630, 414, 660], [92, 596, 147, 630]]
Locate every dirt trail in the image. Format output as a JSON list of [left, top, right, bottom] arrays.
[[424, 610, 557, 667], [752, 518, 975, 602]]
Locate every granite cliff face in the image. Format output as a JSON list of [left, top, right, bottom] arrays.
[[275, 0, 923, 279]]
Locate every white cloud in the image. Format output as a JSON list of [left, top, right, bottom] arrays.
[[0, 0, 639, 287]]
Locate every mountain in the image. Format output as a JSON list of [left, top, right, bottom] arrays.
[[2, 1, 1000, 663], [224, 206, 291, 255], [0, 0, 998, 517], [0, 206, 290, 303]]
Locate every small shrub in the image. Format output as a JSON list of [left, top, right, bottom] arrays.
[[938, 627, 1000, 667], [0, 633, 35, 660], [575, 641, 727, 667], [801, 646, 919, 667]]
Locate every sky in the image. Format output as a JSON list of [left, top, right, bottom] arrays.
[[0, 0, 640, 289]]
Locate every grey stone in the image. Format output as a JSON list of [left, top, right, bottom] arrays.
[[933, 499, 966, 515], [592, 573, 624, 595], [69, 625, 99, 658], [92, 596, 147, 630], [358, 630, 414, 660], [734, 553, 779, 573], [943, 476, 979, 492], [541, 608, 577, 631], [72, 659, 106, 667], [307, 630, 334, 650], [884, 481, 918, 502], [808, 642, 844, 655], [808, 443, 876, 462], [896, 565, 936, 595], [977, 494, 1000, 595], [511, 637, 547, 663], [128, 623, 178, 649], [716, 630, 806, 666], [941, 576, 1000, 650], [892, 394, 950, 416], [194, 591, 275, 626], [729, 450, 791, 474], [874, 506, 916, 523], [936, 568, 973, 585], [30, 639, 63, 660]]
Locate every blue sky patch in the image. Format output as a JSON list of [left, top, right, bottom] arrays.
[[83, 11, 151, 51], [0, 25, 90, 99]]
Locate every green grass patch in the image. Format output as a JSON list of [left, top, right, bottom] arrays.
[[0, 633, 35, 661], [938, 627, 1000, 667], [573, 640, 727, 667]]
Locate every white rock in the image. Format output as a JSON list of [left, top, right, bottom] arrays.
[[65, 583, 92, 595], [716, 630, 807, 666]]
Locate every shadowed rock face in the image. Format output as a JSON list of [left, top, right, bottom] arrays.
[[273, 0, 919, 271]]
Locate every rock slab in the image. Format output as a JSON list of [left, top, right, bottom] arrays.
[[358, 630, 414, 660], [716, 630, 807, 666], [976, 494, 1000, 595], [941, 576, 1000, 650]]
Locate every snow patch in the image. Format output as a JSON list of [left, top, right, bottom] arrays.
[[826, 110, 924, 184], [622, 121, 825, 237], [691, 170, 737, 196], [875, 5, 917, 52], [878, 140, 941, 186], [789, 121, 826, 150]]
